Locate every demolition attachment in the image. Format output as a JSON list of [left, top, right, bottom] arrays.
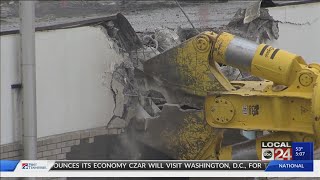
[[142, 31, 320, 160]]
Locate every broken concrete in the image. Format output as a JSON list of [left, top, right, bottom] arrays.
[[64, 1, 278, 161], [107, 117, 127, 129], [175, 6, 279, 43], [109, 44, 162, 130], [106, 4, 283, 160], [226, 8, 279, 43], [154, 28, 181, 52], [108, 27, 213, 154], [105, 8, 238, 141]]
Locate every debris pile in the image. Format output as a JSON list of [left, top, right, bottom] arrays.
[[226, 8, 279, 43], [107, 4, 280, 130], [154, 28, 181, 52], [108, 27, 187, 131], [105, 3, 279, 159]]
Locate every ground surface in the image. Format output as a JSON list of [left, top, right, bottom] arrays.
[[1, 1, 255, 32]]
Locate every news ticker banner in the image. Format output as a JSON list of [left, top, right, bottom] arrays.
[[1, 141, 318, 177], [1, 160, 320, 177]]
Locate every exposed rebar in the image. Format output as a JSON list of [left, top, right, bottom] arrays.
[[175, 0, 200, 33]]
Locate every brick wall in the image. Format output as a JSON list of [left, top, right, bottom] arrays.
[[1, 131, 319, 180], [0, 127, 123, 160], [2, 131, 320, 160]]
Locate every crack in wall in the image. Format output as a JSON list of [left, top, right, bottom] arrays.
[[274, 17, 319, 26]]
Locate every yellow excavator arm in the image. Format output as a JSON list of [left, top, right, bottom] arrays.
[[142, 31, 320, 160], [199, 31, 319, 160]]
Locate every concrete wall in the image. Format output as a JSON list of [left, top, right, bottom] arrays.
[[1, 26, 124, 145], [268, 2, 320, 63], [265, 3, 320, 163], [266, 4, 320, 174]]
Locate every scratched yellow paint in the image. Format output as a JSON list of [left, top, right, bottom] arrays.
[[160, 112, 215, 160], [174, 35, 226, 96]]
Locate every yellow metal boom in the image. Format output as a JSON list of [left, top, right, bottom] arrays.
[[143, 31, 320, 160], [203, 32, 320, 159]]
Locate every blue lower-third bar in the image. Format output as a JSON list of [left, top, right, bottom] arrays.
[[0, 160, 20, 172], [265, 160, 313, 172]]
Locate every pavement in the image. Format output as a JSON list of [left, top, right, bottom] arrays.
[[0, 1, 255, 32]]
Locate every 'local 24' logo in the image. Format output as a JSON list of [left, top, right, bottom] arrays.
[[261, 141, 292, 160]]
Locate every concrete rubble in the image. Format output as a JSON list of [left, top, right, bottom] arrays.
[[154, 28, 181, 51], [106, 4, 276, 125], [101, 2, 286, 159], [226, 8, 279, 43]]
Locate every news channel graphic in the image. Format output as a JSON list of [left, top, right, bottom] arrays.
[[1, 160, 267, 171], [261, 141, 314, 171], [1, 160, 320, 177]]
